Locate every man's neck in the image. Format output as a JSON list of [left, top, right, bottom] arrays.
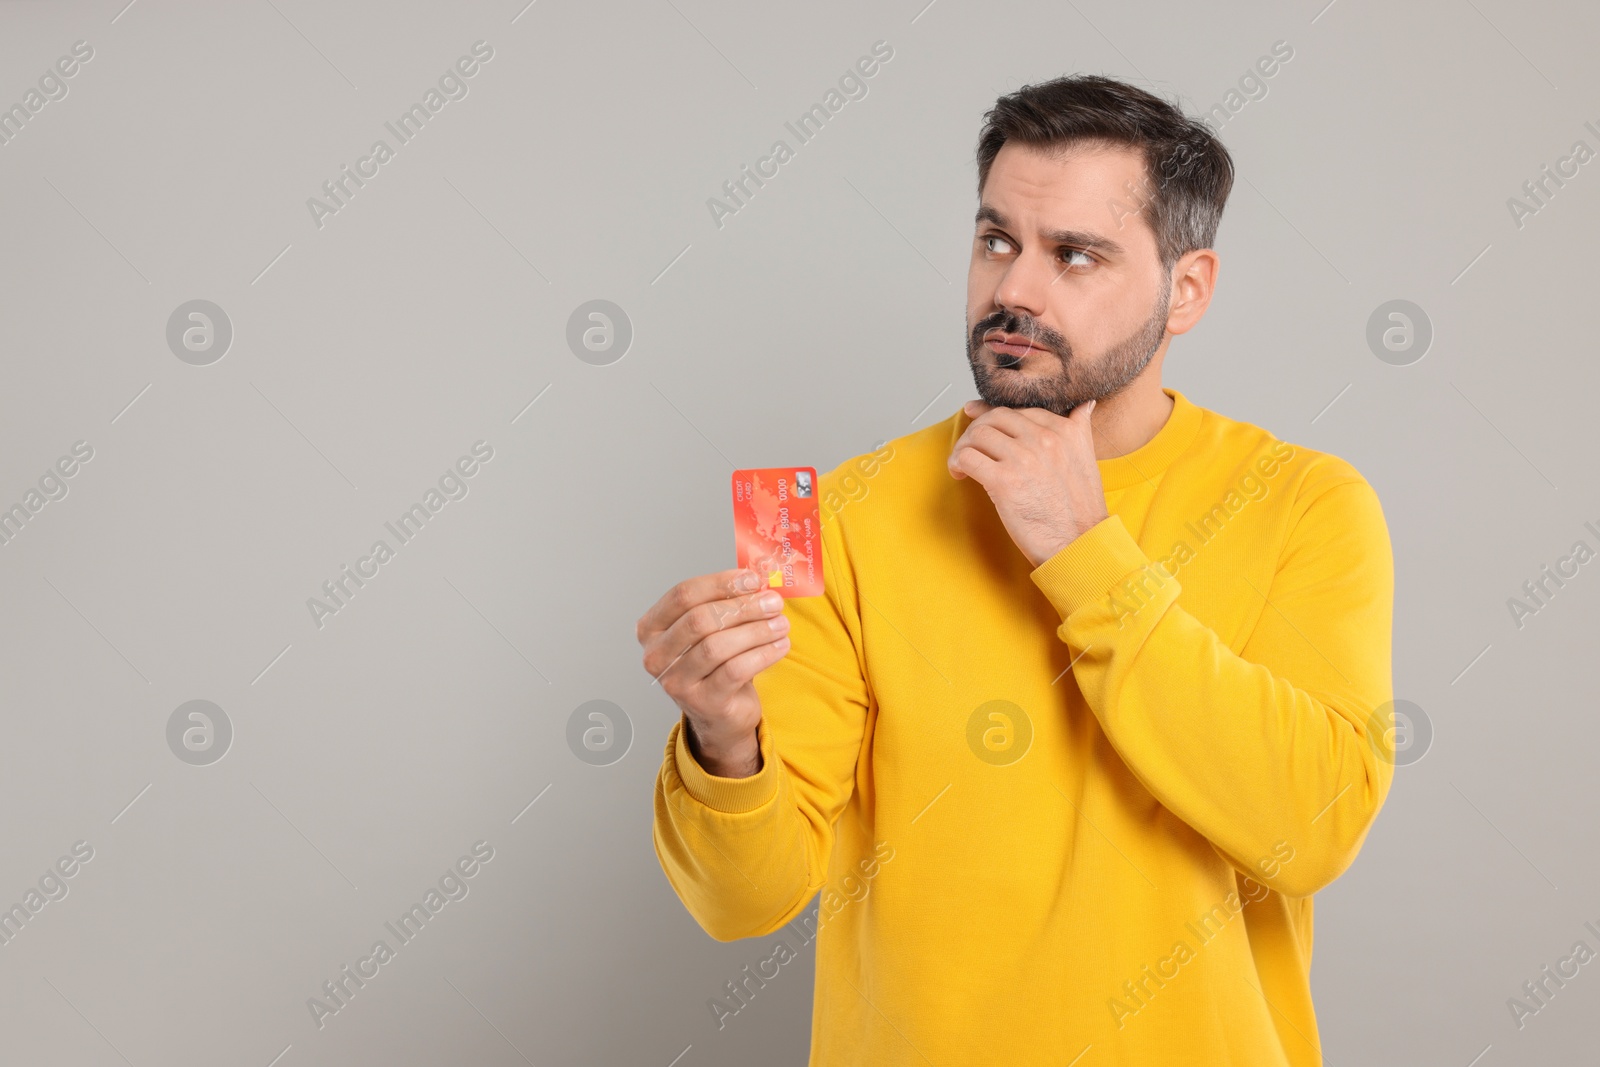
[[1090, 383, 1175, 462]]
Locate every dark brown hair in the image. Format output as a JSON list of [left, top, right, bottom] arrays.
[[976, 74, 1234, 272]]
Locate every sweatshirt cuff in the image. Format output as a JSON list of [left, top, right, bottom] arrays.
[[1029, 514, 1154, 620], [672, 714, 780, 814]]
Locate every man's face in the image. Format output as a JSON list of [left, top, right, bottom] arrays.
[[966, 140, 1172, 418]]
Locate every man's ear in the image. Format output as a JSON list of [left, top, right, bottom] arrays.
[[1165, 248, 1218, 337]]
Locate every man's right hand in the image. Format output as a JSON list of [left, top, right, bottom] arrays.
[[636, 568, 792, 779]]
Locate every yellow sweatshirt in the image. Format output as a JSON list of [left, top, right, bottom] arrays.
[[652, 386, 1395, 1066]]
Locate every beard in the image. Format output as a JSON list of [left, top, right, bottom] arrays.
[[965, 285, 1171, 418]]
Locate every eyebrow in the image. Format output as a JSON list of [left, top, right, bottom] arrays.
[[974, 204, 1127, 257]]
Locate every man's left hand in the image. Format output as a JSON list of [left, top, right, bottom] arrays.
[[947, 398, 1111, 568]]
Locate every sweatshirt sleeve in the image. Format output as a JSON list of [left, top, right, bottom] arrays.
[[1028, 474, 1395, 898], [651, 500, 872, 941]]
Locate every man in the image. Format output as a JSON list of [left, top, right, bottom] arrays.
[[638, 73, 1394, 1066]]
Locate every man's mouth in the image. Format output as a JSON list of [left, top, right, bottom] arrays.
[[984, 332, 1050, 360], [989, 341, 1034, 360]]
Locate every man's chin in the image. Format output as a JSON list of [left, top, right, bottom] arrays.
[[972, 383, 1077, 418], [1001, 400, 1083, 419]]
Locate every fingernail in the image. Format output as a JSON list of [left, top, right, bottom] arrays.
[[773, 636, 791, 652], [739, 571, 760, 591], [759, 592, 783, 611], [768, 614, 790, 633]]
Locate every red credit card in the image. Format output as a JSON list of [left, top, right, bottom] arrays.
[[732, 467, 823, 597]]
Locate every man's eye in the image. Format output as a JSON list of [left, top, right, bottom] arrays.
[[1060, 248, 1094, 268], [983, 235, 1014, 254]]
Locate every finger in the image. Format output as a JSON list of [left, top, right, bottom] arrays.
[[671, 613, 792, 693], [949, 419, 1008, 476], [955, 422, 1020, 464], [638, 568, 763, 642], [647, 587, 779, 683], [948, 444, 968, 478], [966, 405, 1036, 439], [692, 624, 795, 704], [1061, 397, 1096, 437], [1011, 406, 1067, 429], [950, 414, 1024, 463], [699, 630, 792, 700], [646, 588, 786, 684], [948, 443, 1001, 484]]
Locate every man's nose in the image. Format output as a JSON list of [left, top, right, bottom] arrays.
[[992, 253, 1055, 318]]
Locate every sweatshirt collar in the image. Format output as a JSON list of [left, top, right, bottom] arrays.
[[1095, 387, 1203, 491]]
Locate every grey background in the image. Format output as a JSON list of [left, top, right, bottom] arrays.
[[0, 0, 1595, 1064]]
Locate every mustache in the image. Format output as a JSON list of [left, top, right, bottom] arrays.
[[972, 313, 1066, 358]]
